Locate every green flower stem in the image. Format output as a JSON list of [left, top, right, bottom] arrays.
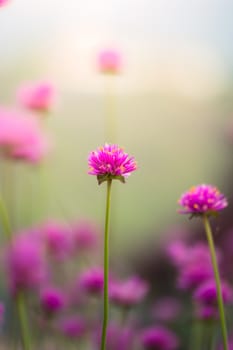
[[16, 292, 31, 350], [100, 179, 112, 350], [0, 194, 32, 350], [203, 214, 228, 350]]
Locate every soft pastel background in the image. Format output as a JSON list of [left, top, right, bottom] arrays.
[[1, 0, 233, 255]]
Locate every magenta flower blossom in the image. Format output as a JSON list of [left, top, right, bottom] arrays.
[[195, 304, 219, 321], [17, 81, 55, 113], [193, 279, 232, 306], [178, 184, 228, 216], [79, 267, 104, 296], [140, 326, 179, 350], [5, 233, 47, 294], [88, 143, 137, 184], [0, 108, 48, 163], [109, 276, 148, 308], [40, 221, 73, 260], [98, 49, 121, 74], [58, 316, 86, 338], [40, 286, 66, 315], [0, 0, 9, 6]]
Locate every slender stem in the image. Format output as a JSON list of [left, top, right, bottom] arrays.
[[0, 194, 32, 350], [189, 320, 203, 350], [0, 195, 12, 241], [16, 292, 31, 350], [203, 214, 228, 350], [100, 179, 112, 350]]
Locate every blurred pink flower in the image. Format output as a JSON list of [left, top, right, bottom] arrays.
[[17, 81, 55, 113], [40, 286, 66, 315], [152, 297, 182, 322], [39, 220, 73, 260], [0, 0, 9, 6], [98, 49, 121, 74], [109, 276, 148, 308], [79, 267, 104, 296], [0, 108, 48, 163], [140, 326, 179, 350], [5, 233, 47, 294], [72, 220, 99, 253], [58, 316, 86, 338]]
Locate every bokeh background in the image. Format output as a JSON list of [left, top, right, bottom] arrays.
[[1, 0, 233, 256]]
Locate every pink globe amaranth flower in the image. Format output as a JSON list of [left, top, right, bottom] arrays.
[[58, 316, 86, 338], [72, 220, 99, 252], [178, 184, 228, 216], [193, 279, 232, 306], [39, 220, 73, 260], [109, 276, 148, 308], [79, 267, 104, 296], [88, 143, 137, 184], [40, 286, 66, 315], [0, 108, 48, 163], [98, 49, 121, 74], [5, 233, 47, 295], [140, 326, 179, 350], [152, 297, 182, 322], [17, 81, 55, 113]]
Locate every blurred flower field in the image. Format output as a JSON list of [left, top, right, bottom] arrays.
[[1, 1, 233, 349]]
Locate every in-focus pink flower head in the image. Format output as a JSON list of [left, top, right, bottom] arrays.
[[178, 184, 228, 217], [17, 81, 55, 113], [140, 326, 179, 350], [5, 232, 47, 295], [97, 49, 122, 75], [109, 276, 149, 308], [0, 107, 49, 163], [88, 143, 137, 185]]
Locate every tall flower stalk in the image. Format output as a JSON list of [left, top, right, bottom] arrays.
[[0, 195, 32, 350], [88, 144, 137, 350], [178, 184, 229, 350]]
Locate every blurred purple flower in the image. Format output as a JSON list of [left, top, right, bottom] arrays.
[[17, 81, 55, 113], [40, 221, 73, 260], [6, 233, 47, 294], [178, 184, 228, 216], [152, 297, 181, 322], [0, 108, 48, 163], [97, 49, 121, 74], [72, 220, 99, 252], [195, 304, 219, 321], [58, 316, 86, 338], [40, 286, 66, 315], [109, 276, 148, 308], [140, 326, 179, 350], [193, 279, 232, 305], [79, 267, 104, 296], [88, 143, 137, 184]]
